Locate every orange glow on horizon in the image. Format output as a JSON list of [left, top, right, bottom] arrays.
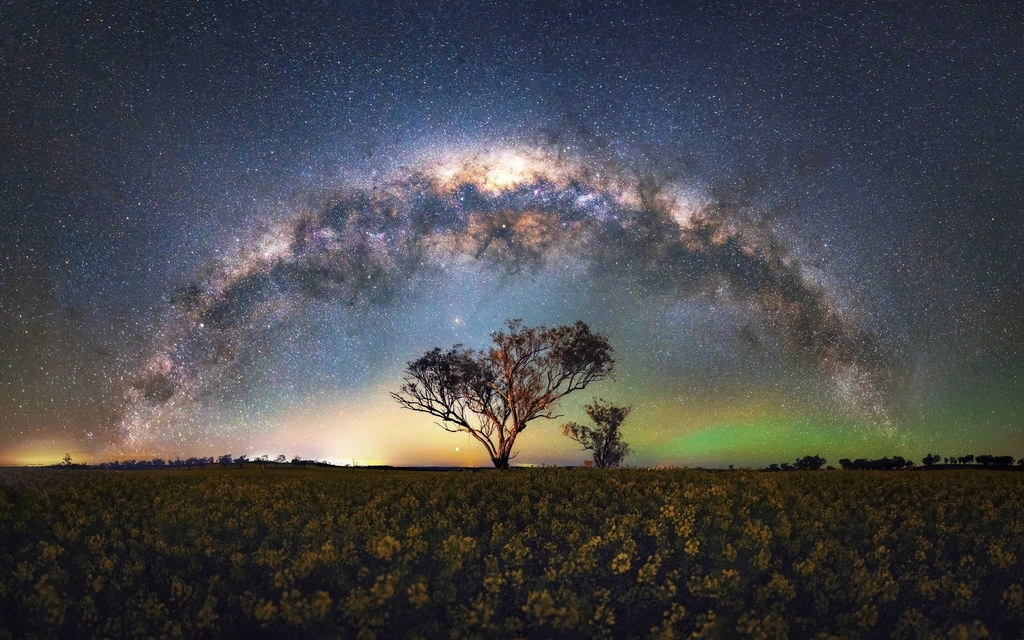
[[0, 440, 94, 467]]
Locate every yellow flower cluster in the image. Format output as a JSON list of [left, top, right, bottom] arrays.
[[0, 467, 1022, 638]]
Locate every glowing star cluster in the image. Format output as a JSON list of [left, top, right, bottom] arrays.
[[111, 146, 900, 451]]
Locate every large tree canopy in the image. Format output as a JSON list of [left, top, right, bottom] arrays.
[[391, 319, 615, 468]]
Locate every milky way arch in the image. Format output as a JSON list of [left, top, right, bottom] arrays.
[[111, 147, 899, 451]]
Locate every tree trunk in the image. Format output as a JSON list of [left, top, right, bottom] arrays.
[[491, 456, 510, 469]]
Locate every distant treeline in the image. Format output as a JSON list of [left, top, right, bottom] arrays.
[[921, 454, 1018, 467], [763, 453, 1022, 472], [87, 454, 336, 470], [56, 451, 1024, 472], [838, 456, 913, 470], [763, 455, 829, 471]]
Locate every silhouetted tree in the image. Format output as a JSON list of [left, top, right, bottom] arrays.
[[922, 454, 940, 467], [62, 453, 72, 467], [794, 455, 827, 470], [275, 454, 287, 464], [561, 399, 632, 468], [976, 454, 1015, 466], [218, 454, 233, 468], [392, 319, 615, 469], [841, 456, 911, 470]]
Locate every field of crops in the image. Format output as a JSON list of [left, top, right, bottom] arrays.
[[1, 467, 1022, 639]]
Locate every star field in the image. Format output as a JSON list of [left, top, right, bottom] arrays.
[[1, 1, 1021, 466]]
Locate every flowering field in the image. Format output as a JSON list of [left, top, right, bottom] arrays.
[[1, 467, 1022, 639]]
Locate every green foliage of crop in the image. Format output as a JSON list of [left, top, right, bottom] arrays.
[[1, 467, 1022, 639]]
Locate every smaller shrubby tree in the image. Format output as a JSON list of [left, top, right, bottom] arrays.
[[922, 454, 941, 467], [561, 399, 632, 469]]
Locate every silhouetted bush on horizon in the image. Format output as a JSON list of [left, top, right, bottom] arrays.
[[838, 456, 912, 470], [763, 455, 827, 472], [923, 453, 1018, 468]]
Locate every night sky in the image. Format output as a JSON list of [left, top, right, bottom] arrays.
[[2, 1, 1022, 467]]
